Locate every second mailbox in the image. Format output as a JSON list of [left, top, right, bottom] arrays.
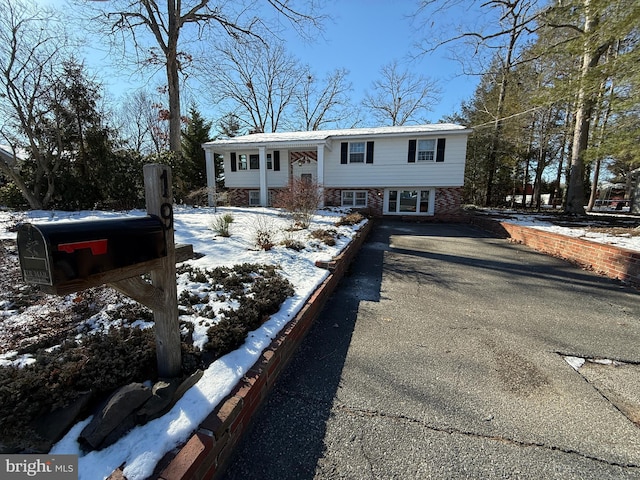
[[17, 216, 167, 293]]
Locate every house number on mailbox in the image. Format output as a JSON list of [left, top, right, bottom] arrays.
[[159, 168, 173, 231]]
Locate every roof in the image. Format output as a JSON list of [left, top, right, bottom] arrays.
[[0, 145, 28, 167], [203, 123, 472, 150]]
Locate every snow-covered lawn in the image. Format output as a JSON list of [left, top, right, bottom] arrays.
[[481, 210, 640, 252], [0, 206, 637, 479], [0, 206, 365, 480]]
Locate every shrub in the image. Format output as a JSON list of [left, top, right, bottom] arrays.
[[253, 216, 277, 250], [210, 213, 234, 237], [0, 327, 157, 451], [281, 237, 306, 251], [336, 212, 365, 226], [204, 266, 294, 356], [204, 317, 248, 358], [273, 178, 322, 229], [0, 262, 295, 451], [310, 228, 338, 246]]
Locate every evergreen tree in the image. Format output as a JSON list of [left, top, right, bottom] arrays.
[[177, 104, 212, 202], [218, 113, 242, 138]]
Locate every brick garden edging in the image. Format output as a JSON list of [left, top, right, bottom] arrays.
[[105, 220, 373, 480], [470, 215, 640, 287]]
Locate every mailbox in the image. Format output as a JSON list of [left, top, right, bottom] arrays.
[[17, 216, 167, 293]]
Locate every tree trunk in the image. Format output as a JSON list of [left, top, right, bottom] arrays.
[[565, 0, 603, 215], [484, 72, 507, 207], [551, 108, 572, 209], [166, 0, 182, 158], [587, 43, 617, 212], [484, 7, 520, 207]]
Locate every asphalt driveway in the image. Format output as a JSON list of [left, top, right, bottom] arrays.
[[221, 220, 640, 479]]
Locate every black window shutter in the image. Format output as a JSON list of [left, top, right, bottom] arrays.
[[408, 140, 416, 163], [230, 152, 237, 172], [273, 150, 280, 171], [340, 142, 348, 164], [436, 138, 446, 162], [366, 141, 374, 164]]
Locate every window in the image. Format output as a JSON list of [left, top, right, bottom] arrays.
[[408, 138, 446, 163], [249, 154, 259, 169], [301, 173, 313, 183], [349, 142, 365, 163], [341, 141, 374, 164], [238, 154, 248, 170], [386, 189, 432, 215], [267, 154, 272, 170], [342, 190, 367, 207], [417, 140, 435, 162], [249, 191, 260, 206]]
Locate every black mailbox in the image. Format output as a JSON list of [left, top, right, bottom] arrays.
[[17, 216, 166, 293]]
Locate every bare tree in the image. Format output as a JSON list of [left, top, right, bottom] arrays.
[[415, 1, 541, 205], [82, 0, 325, 156], [294, 67, 354, 130], [362, 60, 440, 126], [206, 40, 304, 133], [118, 88, 170, 155], [0, 0, 73, 208]]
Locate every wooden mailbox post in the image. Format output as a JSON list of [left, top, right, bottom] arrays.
[[17, 164, 186, 379], [112, 164, 182, 378]]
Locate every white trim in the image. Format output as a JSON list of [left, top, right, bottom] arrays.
[[317, 144, 325, 207], [384, 188, 434, 215], [259, 146, 267, 206], [341, 190, 368, 208], [205, 149, 217, 207]]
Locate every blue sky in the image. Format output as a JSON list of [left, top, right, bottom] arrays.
[[39, 0, 479, 126], [281, 0, 478, 122]]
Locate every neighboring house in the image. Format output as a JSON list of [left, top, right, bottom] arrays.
[[0, 144, 25, 170], [0, 145, 28, 185], [202, 123, 471, 217]]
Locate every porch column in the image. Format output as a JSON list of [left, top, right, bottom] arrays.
[[258, 146, 268, 206], [317, 144, 325, 207], [204, 148, 217, 207]]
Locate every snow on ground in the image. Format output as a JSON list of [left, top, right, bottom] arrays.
[[0, 206, 365, 480], [485, 210, 640, 253], [0, 206, 637, 479]]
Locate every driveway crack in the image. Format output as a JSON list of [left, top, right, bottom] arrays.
[[333, 403, 640, 470]]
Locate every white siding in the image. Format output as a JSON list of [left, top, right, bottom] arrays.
[[223, 149, 289, 188], [219, 133, 468, 190], [323, 135, 467, 187]]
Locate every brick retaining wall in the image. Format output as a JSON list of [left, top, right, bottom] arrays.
[[108, 220, 373, 480], [470, 215, 640, 287]]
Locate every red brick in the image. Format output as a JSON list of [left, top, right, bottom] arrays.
[[160, 432, 213, 480], [199, 395, 243, 440], [106, 468, 127, 480]]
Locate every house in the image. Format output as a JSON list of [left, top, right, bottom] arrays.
[[0, 144, 27, 170], [201, 123, 471, 218]]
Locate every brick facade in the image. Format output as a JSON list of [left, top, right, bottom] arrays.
[[226, 188, 284, 206], [229, 186, 463, 218], [435, 187, 463, 215], [323, 187, 384, 215]]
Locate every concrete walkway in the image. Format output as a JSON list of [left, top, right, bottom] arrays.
[[221, 220, 640, 479]]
